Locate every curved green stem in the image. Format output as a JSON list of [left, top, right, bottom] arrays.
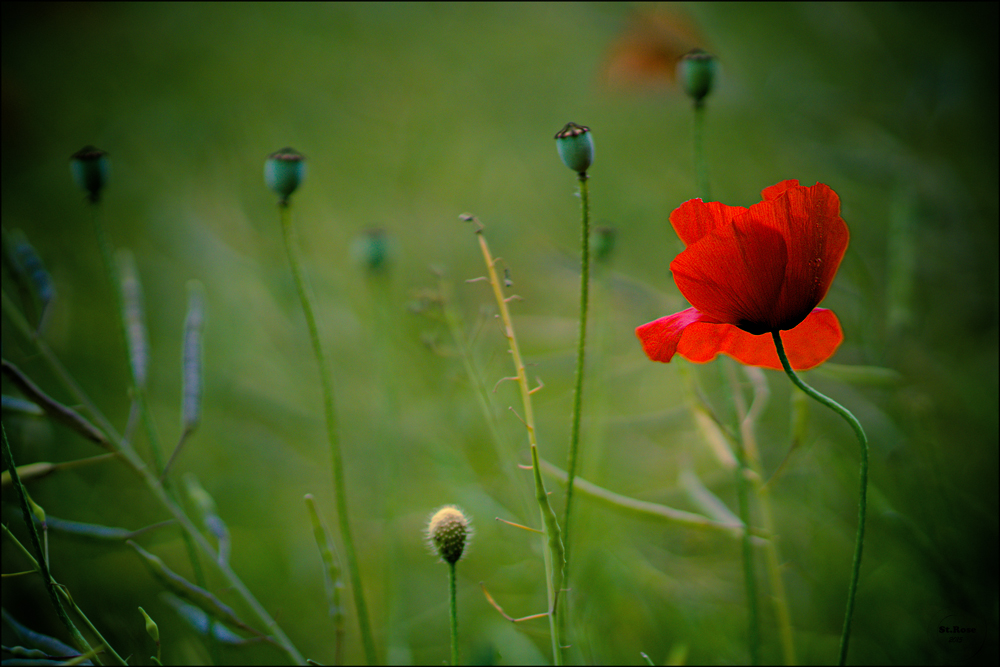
[[448, 561, 459, 666], [279, 202, 376, 665], [562, 171, 590, 578], [772, 331, 867, 666]]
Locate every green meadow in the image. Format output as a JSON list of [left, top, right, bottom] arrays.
[[2, 3, 996, 665]]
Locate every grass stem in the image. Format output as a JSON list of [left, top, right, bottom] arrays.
[[448, 561, 459, 666], [472, 220, 564, 665], [279, 202, 377, 665], [561, 171, 590, 587]]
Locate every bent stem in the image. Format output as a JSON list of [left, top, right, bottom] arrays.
[[279, 202, 376, 665], [771, 331, 867, 666], [562, 172, 590, 578]]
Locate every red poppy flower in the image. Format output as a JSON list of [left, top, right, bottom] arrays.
[[636, 180, 849, 370]]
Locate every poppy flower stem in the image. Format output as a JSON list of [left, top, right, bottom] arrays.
[[562, 171, 590, 585], [772, 331, 868, 666], [279, 202, 377, 666], [448, 560, 459, 666], [693, 102, 710, 200]]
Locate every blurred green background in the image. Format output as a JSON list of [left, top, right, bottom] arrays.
[[2, 3, 997, 665]]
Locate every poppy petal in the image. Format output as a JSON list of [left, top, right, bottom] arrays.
[[761, 179, 801, 201], [677, 307, 843, 370], [741, 182, 849, 330], [635, 307, 717, 363], [670, 216, 788, 334], [670, 198, 748, 247]]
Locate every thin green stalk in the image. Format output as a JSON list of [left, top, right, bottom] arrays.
[[693, 102, 709, 201], [718, 359, 760, 665], [734, 431, 760, 666], [279, 202, 376, 665], [562, 172, 590, 575], [772, 331, 868, 666], [448, 561, 459, 666], [473, 223, 564, 665], [732, 366, 796, 665]]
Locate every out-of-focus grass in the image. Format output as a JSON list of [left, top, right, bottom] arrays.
[[2, 3, 997, 665]]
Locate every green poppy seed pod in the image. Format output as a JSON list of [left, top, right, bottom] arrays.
[[427, 505, 471, 565], [555, 122, 594, 175], [265, 147, 306, 203], [678, 49, 717, 104], [352, 228, 391, 273], [70, 146, 109, 202]]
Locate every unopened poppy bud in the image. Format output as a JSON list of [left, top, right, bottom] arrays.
[[427, 505, 471, 565], [352, 228, 391, 273], [265, 148, 306, 203], [677, 49, 717, 104], [591, 225, 617, 264], [70, 146, 109, 202], [555, 122, 594, 175]]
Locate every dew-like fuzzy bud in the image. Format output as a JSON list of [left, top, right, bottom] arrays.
[[555, 122, 594, 175], [265, 147, 306, 203], [677, 49, 717, 105], [427, 505, 471, 565], [70, 146, 109, 202]]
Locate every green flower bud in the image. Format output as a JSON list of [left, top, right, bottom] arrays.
[[427, 505, 471, 565], [265, 147, 306, 203], [70, 146, 109, 202], [352, 228, 391, 273], [591, 225, 617, 264], [555, 122, 594, 175], [139, 607, 160, 644], [677, 49, 717, 105]]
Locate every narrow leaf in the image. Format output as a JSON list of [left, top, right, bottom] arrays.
[[679, 467, 742, 529], [691, 404, 736, 469]]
